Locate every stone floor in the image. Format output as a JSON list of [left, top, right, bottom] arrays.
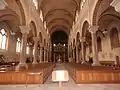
[[0, 63, 120, 90]]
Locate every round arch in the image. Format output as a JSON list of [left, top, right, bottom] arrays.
[[81, 21, 89, 37], [15, 0, 26, 25], [5, 0, 26, 25], [29, 21, 37, 37], [92, 0, 113, 25]]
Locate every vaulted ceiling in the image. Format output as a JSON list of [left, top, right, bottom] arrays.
[[40, 0, 81, 35]]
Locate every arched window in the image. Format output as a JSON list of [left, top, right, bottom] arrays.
[[110, 28, 120, 49], [16, 38, 21, 52], [26, 43, 29, 54], [0, 29, 7, 50], [97, 37, 102, 52]]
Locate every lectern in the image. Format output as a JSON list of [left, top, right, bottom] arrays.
[[52, 70, 69, 90]]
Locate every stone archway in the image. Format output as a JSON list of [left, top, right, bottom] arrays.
[[5, 0, 26, 25], [76, 32, 81, 63], [81, 21, 92, 61], [92, 0, 113, 25], [15, 0, 26, 25], [27, 21, 37, 54], [73, 38, 76, 62], [29, 21, 37, 37], [92, 0, 120, 63]]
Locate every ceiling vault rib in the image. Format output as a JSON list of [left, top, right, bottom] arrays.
[[47, 18, 72, 27], [44, 9, 74, 21]]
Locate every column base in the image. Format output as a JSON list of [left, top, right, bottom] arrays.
[[39, 60, 42, 63], [15, 62, 28, 71], [81, 61, 86, 64], [92, 62, 101, 66], [32, 61, 38, 64], [76, 60, 80, 63]]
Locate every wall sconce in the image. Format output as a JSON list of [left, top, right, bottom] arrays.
[[52, 70, 69, 90]]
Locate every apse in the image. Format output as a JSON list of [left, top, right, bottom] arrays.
[[51, 30, 68, 45]]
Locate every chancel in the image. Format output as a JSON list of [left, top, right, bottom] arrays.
[[0, 0, 120, 90]]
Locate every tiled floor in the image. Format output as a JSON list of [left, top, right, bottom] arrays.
[[0, 63, 120, 90]]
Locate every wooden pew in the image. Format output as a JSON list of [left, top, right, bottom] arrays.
[[0, 63, 55, 84], [64, 63, 120, 84]]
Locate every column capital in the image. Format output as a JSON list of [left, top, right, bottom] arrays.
[[111, 0, 120, 13], [40, 43, 44, 49], [89, 25, 99, 34], [33, 37, 39, 42], [0, 0, 7, 10], [80, 37, 86, 42], [19, 25, 30, 34]]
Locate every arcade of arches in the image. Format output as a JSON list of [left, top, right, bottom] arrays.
[[0, 0, 120, 89]]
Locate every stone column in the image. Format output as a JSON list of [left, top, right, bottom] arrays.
[[89, 26, 100, 66], [72, 47, 75, 62], [79, 50, 82, 62], [76, 43, 79, 63], [47, 49, 49, 62], [45, 48, 48, 62], [49, 47, 52, 62], [44, 47, 46, 62], [80, 37, 86, 64], [32, 37, 39, 64], [111, 0, 120, 13], [0, 0, 7, 10], [39, 43, 43, 63], [18, 25, 30, 67]]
